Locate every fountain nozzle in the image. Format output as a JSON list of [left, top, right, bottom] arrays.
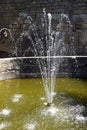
[[44, 102, 53, 107], [47, 103, 52, 107]]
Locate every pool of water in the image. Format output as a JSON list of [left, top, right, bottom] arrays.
[[0, 78, 87, 130]]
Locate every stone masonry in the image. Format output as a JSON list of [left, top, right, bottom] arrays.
[[0, 58, 19, 80], [0, 0, 87, 56]]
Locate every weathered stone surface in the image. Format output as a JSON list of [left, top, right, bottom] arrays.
[[0, 57, 87, 80], [0, 58, 19, 80]]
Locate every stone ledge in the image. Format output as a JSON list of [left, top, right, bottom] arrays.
[[0, 58, 19, 81], [0, 57, 87, 81]]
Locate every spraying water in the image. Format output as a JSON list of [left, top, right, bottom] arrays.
[[0, 9, 76, 105], [24, 9, 76, 105]]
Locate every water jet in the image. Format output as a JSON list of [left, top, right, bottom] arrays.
[[0, 9, 87, 130]]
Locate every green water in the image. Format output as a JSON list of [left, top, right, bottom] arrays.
[[0, 78, 87, 130]]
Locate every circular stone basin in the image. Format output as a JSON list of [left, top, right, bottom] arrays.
[[0, 78, 87, 130]]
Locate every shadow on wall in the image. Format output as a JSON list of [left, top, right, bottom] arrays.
[[0, 51, 9, 58]]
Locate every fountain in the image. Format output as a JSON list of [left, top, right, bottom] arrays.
[[6, 8, 76, 106], [0, 9, 87, 130]]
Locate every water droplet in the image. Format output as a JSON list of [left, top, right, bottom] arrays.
[[25, 122, 37, 130], [0, 122, 10, 130], [0, 108, 11, 116], [12, 94, 22, 103]]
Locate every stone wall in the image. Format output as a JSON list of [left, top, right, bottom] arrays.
[[0, 58, 87, 81], [0, 0, 87, 56], [0, 58, 19, 80]]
